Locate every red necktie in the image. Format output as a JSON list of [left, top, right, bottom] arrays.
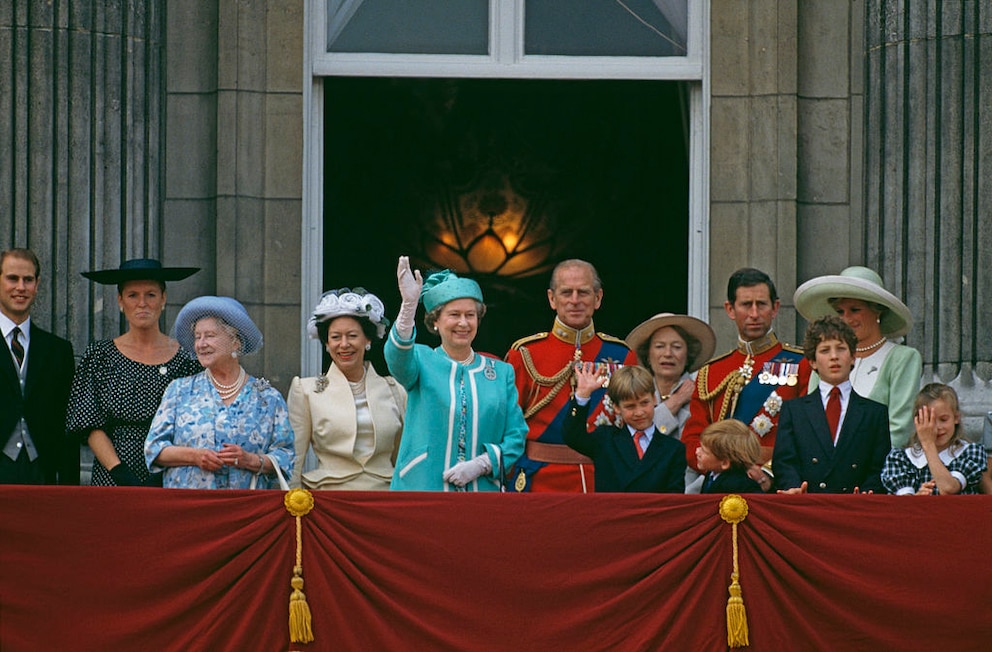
[[826, 386, 841, 443], [633, 431, 645, 459], [10, 326, 25, 369]]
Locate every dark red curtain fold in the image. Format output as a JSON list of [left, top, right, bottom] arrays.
[[2, 488, 990, 651]]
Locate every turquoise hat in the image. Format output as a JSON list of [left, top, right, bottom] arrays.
[[420, 270, 484, 313]]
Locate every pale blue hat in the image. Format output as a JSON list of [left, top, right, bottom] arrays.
[[420, 270, 484, 313], [173, 296, 263, 354]]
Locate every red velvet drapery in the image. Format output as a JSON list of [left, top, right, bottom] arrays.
[[1, 488, 990, 651]]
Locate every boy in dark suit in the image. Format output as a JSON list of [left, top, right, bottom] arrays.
[[773, 315, 890, 494], [563, 363, 685, 492], [695, 419, 763, 493]]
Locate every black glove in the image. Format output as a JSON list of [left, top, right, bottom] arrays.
[[109, 463, 142, 487]]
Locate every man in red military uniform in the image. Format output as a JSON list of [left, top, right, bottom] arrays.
[[505, 260, 636, 492], [681, 268, 811, 491]]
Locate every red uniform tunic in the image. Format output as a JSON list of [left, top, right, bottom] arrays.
[[505, 318, 636, 492], [681, 332, 811, 472]]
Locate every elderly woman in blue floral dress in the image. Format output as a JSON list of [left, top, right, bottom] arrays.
[[385, 256, 526, 491], [145, 296, 294, 489]]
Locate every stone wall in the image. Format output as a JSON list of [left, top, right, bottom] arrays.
[[1, 1, 167, 341], [710, 0, 863, 351], [864, 0, 992, 437], [165, 0, 304, 392]]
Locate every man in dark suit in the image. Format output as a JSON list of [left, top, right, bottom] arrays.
[[563, 363, 685, 493], [773, 316, 890, 494], [1, 248, 76, 484]]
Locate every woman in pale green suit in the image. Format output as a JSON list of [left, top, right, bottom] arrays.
[[794, 266, 922, 448]]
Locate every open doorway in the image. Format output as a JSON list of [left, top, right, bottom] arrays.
[[323, 77, 689, 364]]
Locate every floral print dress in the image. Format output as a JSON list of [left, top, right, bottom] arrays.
[[145, 372, 294, 489]]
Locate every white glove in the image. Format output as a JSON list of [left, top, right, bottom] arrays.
[[442, 453, 492, 487], [395, 256, 423, 338]]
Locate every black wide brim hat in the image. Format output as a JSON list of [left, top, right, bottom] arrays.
[[81, 258, 200, 285]]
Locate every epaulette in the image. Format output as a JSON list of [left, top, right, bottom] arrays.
[[781, 342, 804, 354], [508, 332, 549, 351], [597, 332, 629, 347], [697, 348, 735, 367]]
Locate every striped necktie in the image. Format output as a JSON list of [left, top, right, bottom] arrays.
[[10, 326, 25, 369]]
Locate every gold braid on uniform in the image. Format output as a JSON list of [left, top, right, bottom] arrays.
[[518, 346, 575, 420], [696, 358, 752, 421]]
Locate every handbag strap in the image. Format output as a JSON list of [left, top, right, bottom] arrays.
[[249, 454, 290, 490]]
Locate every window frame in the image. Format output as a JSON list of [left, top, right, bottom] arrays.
[[301, 0, 710, 376]]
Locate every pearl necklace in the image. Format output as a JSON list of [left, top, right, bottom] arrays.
[[856, 337, 887, 353], [448, 348, 475, 365], [347, 368, 367, 395], [207, 366, 246, 400]]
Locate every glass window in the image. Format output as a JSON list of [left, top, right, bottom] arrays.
[[525, 0, 687, 57], [327, 0, 489, 55]]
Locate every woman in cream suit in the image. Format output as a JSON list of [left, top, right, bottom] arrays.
[[288, 288, 405, 490]]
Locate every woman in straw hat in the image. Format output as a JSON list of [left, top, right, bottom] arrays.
[[794, 266, 923, 448], [287, 287, 406, 490], [625, 313, 716, 488], [385, 256, 526, 491], [67, 259, 201, 486], [144, 296, 294, 489], [625, 313, 716, 439]]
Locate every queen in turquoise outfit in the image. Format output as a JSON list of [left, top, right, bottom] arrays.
[[385, 257, 526, 491]]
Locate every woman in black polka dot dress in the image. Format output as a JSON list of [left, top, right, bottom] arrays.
[[66, 259, 201, 486]]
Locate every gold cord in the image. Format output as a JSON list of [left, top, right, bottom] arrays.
[[518, 347, 576, 420]]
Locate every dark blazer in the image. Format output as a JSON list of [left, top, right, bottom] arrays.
[[563, 401, 685, 493], [1, 323, 76, 484], [702, 467, 763, 494], [772, 389, 890, 494]]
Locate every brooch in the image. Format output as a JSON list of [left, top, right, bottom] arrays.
[[483, 360, 497, 381]]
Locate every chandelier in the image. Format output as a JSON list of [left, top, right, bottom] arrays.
[[418, 171, 567, 278]]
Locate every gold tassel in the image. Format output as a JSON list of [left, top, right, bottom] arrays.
[[289, 568, 313, 643], [726, 571, 748, 647], [719, 495, 750, 648], [285, 489, 315, 644]]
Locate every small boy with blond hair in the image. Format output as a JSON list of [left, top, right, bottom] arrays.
[[563, 363, 686, 492], [694, 419, 763, 493]]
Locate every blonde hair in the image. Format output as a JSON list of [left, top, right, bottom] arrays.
[[700, 419, 762, 470], [910, 383, 964, 448], [606, 366, 655, 404]]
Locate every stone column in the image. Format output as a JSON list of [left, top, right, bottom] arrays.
[[864, 0, 992, 434], [0, 1, 165, 341]]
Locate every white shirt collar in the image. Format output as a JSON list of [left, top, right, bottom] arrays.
[[905, 441, 969, 469], [1, 313, 31, 340], [627, 424, 656, 437], [818, 379, 852, 402]]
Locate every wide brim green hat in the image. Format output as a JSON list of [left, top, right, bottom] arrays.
[[793, 266, 912, 338]]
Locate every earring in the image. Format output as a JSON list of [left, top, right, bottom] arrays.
[[231, 351, 238, 359], [365, 343, 371, 351]]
